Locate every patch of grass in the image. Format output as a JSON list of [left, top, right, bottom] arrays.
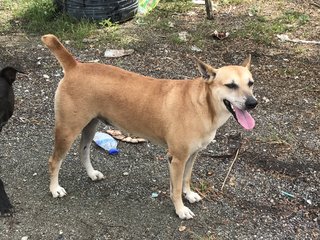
[[2, 0, 97, 46], [1, 0, 138, 48], [191, 19, 217, 48], [193, 179, 211, 195], [257, 126, 294, 147], [219, 0, 245, 5], [248, 4, 261, 17], [282, 10, 310, 25], [170, 33, 185, 45], [238, 10, 310, 45], [135, 0, 192, 32], [278, 66, 301, 77], [158, 0, 193, 13]]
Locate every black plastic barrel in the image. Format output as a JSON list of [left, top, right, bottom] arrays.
[[54, 0, 139, 22]]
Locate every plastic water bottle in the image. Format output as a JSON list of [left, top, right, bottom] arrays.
[[93, 132, 119, 155]]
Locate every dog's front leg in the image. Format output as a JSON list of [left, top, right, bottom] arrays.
[[183, 152, 202, 203], [168, 156, 195, 219], [79, 119, 105, 181]]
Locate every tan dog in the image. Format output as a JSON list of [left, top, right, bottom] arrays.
[[42, 34, 257, 219]]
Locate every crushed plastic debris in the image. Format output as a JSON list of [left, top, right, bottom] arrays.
[[104, 49, 134, 58], [93, 132, 119, 155], [191, 45, 202, 52], [303, 198, 312, 205], [138, 0, 160, 15], [277, 34, 320, 45], [280, 190, 295, 198], [192, 0, 205, 4], [151, 192, 159, 198]]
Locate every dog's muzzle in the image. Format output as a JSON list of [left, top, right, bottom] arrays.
[[223, 97, 257, 130]]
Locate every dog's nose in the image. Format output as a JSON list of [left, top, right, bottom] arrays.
[[245, 96, 258, 110]]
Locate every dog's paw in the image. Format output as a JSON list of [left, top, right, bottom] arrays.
[[88, 170, 105, 181], [51, 186, 67, 198], [185, 191, 202, 203], [176, 206, 195, 220]]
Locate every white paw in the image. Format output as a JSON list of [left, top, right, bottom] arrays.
[[51, 185, 67, 198], [185, 191, 202, 203], [88, 170, 105, 181], [176, 206, 195, 219]]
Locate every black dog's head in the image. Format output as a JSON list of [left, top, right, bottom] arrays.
[[0, 67, 22, 131]]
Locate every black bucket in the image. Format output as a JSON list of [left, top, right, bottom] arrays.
[[54, 0, 139, 22]]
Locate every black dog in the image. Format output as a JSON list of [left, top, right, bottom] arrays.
[[0, 66, 21, 215]]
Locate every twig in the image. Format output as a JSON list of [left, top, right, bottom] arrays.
[[201, 152, 234, 158], [220, 146, 241, 192], [194, 188, 209, 200], [310, 2, 320, 8]]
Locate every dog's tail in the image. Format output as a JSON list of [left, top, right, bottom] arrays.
[[41, 34, 77, 71]]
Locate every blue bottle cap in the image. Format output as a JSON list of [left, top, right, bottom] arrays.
[[108, 148, 119, 155]]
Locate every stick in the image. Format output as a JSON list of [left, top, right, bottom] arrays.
[[220, 146, 241, 192], [310, 2, 320, 8]]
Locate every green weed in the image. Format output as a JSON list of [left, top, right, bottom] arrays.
[[158, 0, 193, 13], [219, 0, 245, 5], [1, 0, 97, 46], [239, 10, 310, 45]]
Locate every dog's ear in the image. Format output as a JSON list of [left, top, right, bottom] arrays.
[[0, 67, 20, 85], [241, 54, 251, 69], [193, 57, 217, 83]]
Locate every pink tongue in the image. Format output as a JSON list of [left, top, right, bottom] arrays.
[[234, 107, 255, 130]]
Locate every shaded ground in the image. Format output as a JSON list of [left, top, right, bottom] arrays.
[[0, 1, 319, 239]]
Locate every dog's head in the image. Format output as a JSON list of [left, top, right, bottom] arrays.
[[194, 55, 257, 130]]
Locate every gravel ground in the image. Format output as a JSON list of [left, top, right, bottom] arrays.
[[0, 1, 319, 239]]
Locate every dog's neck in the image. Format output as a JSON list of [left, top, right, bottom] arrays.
[[189, 78, 231, 130]]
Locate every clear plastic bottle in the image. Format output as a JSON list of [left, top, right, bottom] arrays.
[[93, 132, 119, 155]]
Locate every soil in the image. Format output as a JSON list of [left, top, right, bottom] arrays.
[[0, 1, 319, 239]]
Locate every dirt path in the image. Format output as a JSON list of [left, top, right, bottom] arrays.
[[0, 1, 319, 239]]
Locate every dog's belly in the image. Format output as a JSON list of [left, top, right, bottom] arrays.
[[98, 116, 167, 147]]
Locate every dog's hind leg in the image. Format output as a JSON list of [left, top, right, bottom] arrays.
[[183, 152, 202, 203], [79, 118, 105, 181], [49, 123, 84, 198]]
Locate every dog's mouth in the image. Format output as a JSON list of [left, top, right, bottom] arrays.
[[223, 99, 255, 130]]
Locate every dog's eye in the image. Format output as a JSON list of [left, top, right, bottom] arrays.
[[225, 83, 239, 89], [248, 81, 254, 87]]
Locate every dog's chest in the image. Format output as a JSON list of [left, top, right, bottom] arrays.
[[196, 130, 217, 151]]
